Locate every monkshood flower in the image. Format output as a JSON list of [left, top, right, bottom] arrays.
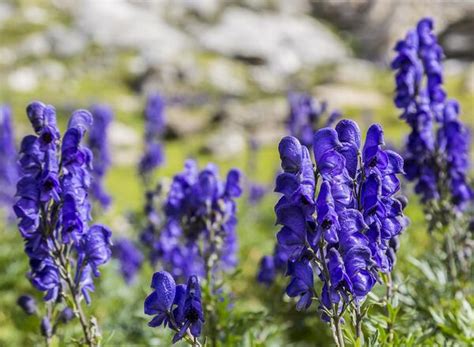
[[272, 119, 407, 345], [17, 295, 37, 315], [392, 17, 473, 211], [248, 182, 267, 205], [139, 93, 166, 180], [112, 237, 144, 284], [0, 105, 19, 217], [144, 271, 204, 345], [287, 92, 340, 148], [257, 244, 288, 285], [14, 101, 113, 346], [145, 160, 242, 281], [88, 104, 113, 208]]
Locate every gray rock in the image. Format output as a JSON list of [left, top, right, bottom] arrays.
[[18, 33, 50, 58], [8, 67, 39, 92], [167, 109, 212, 138], [47, 25, 88, 57], [332, 59, 379, 87], [202, 125, 247, 158], [108, 122, 141, 166], [207, 58, 248, 95], [75, 0, 192, 66], [311, 1, 474, 61], [0, 3, 14, 26], [224, 98, 287, 128], [198, 7, 349, 74], [314, 84, 387, 109]]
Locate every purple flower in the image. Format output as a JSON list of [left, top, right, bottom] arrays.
[[0, 105, 19, 216], [173, 276, 204, 343], [392, 18, 473, 211], [139, 93, 166, 178], [112, 238, 144, 284], [286, 259, 314, 311], [88, 104, 113, 208], [273, 119, 407, 319], [248, 182, 267, 205], [286, 93, 340, 148], [144, 160, 242, 281], [17, 295, 37, 315], [14, 101, 113, 308], [145, 271, 204, 344], [59, 307, 75, 323], [40, 316, 52, 338], [78, 225, 112, 277]]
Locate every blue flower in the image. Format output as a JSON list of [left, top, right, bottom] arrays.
[[14, 101, 113, 308], [0, 105, 19, 216], [112, 238, 144, 284], [144, 160, 241, 280], [17, 295, 37, 315], [88, 104, 113, 208], [273, 119, 407, 318], [139, 93, 166, 178], [392, 17, 473, 211], [286, 93, 340, 148], [173, 276, 204, 343], [145, 271, 204, 344]]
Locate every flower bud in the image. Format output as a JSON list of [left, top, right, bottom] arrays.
[[16, 295, 37, 315], [40, 317, 52, 338]]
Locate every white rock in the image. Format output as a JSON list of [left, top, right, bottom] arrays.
[[47, 25, 88, 57], [18, 33, 50, 58], [314, 84, 387, 109], [75, 0, 192, 65], [208, 59, 247, 95], [8, 67, 39, 92], [199, 7, 349, 75]]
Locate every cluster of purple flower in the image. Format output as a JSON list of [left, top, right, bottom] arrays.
[[88, 104, 113, 209], [0, 105, 19, 216], [287, 92, 340, 148], [144, 271, 204, 344], [142, 160, 242, 280], [14, 101, 112, 306], [112, 238, 144, 284], [139, 93, 166, 179], [392, 17, 473, 211], [272, 119, 407, 321]]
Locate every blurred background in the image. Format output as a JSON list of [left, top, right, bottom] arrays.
[[0, 0, 473, 346]]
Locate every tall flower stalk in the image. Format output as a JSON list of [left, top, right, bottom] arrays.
[[287, 92, 340, 148], [142, 160, 242, 346], [139, 93, 166, 184], [273, 119, 407, 345], [14, 101, 112, 346], [257, 95, 340, 285], [0, 105, 19, 219], [392, 17, 473, 279], [88, 104, 113, 209]]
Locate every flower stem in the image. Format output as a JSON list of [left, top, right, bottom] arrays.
[[52, 241, 95, 346], [354, 304, 364, 345], [384, 273, 394, 343]]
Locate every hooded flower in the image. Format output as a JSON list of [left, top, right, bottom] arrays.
[[144, 160, 241, 281], [14, 101, 113, 306], [273, 119, 407, 319], [145, 271, 204, 344], [0, 105, 19, 216], [139, 93, 166, 178], [88, 104, 113, 208], [392, 17, 473, 211]]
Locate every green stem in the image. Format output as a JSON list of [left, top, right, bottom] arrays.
[[355, 304, 364, 344], [384, 273, 394, 343], [445, 224, 458, 283], [52, 241, 95, 346]]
